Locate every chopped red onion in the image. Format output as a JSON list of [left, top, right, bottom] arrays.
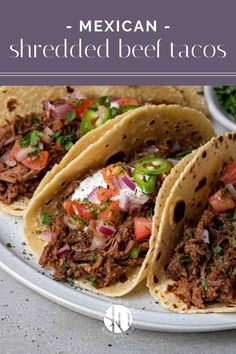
[[42, 127, 54, 144], [40, 231, 52, 241], [143, 145, 159, 154], [118, 193, 130, 212], [98, 105, 107, 119], [127, 166, 133, 177], [170, 142, 181, 153], [90, 234, 106, 250], [15, 146, 35, 162], [226, 183, 236, 199], [129, 203, 141, 215], [121, 175, 136, 191], [44, 100, 54, 113], [71, 89, 85, 99], [53, 103, 75, 120], [97, 220, 116, 237], [39, 142, 44, 150], [87, 187, 100, 205], [0, 152, 16, 167], [56, 244, 70, 256], [202, 229, 210, 244], [112, 176, 122, 190], [110, 100, 120, 109]]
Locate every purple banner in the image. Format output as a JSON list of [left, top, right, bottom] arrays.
[[0, 0, 236, 84]]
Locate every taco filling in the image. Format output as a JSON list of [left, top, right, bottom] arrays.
[[38, 141, 195, 288], [167, 162, 236, 309], [0, 92, 142, 205]]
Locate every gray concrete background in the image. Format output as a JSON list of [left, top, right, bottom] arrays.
[[0, 269, 235, 354]]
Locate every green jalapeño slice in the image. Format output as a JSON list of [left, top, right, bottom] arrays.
[[135, 155, 171, 176], [80, 106, 111, 135], [133, 168, 156, 194]]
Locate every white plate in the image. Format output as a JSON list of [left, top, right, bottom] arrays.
[[0, 123, 235, 333]]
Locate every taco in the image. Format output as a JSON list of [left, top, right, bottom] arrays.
[[23, 105, 214, 296], [148, 132, 236, 312], [0, 86, 208, 121], [78, 86, 208, 115], [0, 88, 166, 215]]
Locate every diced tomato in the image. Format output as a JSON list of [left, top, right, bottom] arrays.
[[118, 97, 139, 107], [102, 163, 126, 190], [134, 217, 152, 241], [21, 151, 49, 171], [221, 163, 236, 184], [98, 200, 120, 223], [76, 99, 95, 119], [208, 189, 235, 212], [97, 188, 117, 202], [64, 200, 94, 221]]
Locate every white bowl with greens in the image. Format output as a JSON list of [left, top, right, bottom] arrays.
[[204, 86, 236, 131]]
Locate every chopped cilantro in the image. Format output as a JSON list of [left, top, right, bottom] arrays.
[[184, 230, 193, 238], [218, 256, 223, 262], [230, 239, 236, 247], [52, 128, 76, 150], [65, 141, 74, 151], [98, 96, 111, 107], [62, 262, 70, 270], [6, 243, 12, 249], [35, 229, 41, 235], [110, 107, 119, 118], [91, 252, 97, 261], [41, 212, 52, 226], [86, 276, 97, 287], [180, 255, 192, 265], [31, 117, 40, 125], [176, 148, 193, 158], [213, 245, 222, 254], [20, 130, 43, 147], [230, 268, 236, 276], [66, 110, 76, 121], [130, 247, 140, 259], [226, 213, 234, 222], [200, 277, 208, 291], [65, 278, 75, 286]]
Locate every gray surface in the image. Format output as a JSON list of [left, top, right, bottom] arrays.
[[0, 269, 235, 354]]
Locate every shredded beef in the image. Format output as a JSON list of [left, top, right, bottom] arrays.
[[39, 138, 196, 288], [39, 214, 150, 288], [167, 208, 236, 308], [0, 111, 81, 204]]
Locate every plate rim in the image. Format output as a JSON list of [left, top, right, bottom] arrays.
[[0, 244, 236, 333]]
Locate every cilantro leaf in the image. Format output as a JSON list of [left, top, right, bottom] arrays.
[[200, 277, 208, 291], [41, 212, 52, 226]]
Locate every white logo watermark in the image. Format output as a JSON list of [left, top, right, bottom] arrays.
[[104, 305, 132, 333]]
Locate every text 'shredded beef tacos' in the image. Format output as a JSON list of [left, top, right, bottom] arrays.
[[23, 105, 214, 297], [0, 87, 171, 216], [148, 132, 236, 313]]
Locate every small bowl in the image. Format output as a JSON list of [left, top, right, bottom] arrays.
[[204, 86, 236, 131]]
